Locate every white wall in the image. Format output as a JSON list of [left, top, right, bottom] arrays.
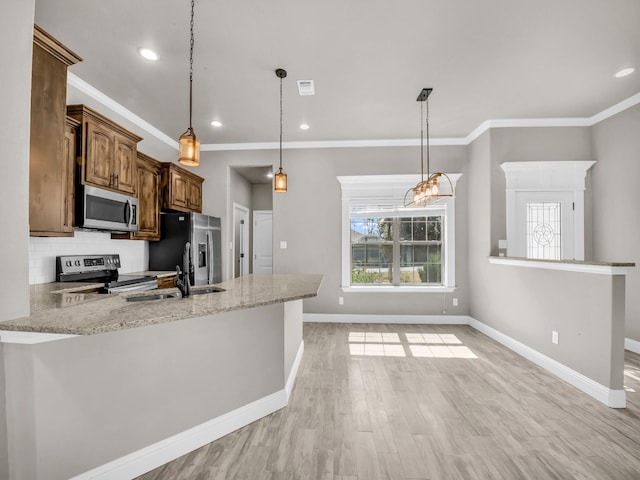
[[591, 105, 640, 341], [1, 2, 36, 478], [0, 1, 35, 322]]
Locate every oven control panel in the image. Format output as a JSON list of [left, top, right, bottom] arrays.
[[56, 254, 121, 277]]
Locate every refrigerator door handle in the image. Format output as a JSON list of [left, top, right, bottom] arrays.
[[207, 232, 213, 284]]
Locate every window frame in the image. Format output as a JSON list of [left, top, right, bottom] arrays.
[[339, 174, 460, 293]]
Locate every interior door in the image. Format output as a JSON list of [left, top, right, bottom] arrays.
[[512, 191, 574, 260], [253, 210, 273, 274]]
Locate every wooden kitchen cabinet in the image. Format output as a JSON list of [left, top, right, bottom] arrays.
[[67, 104, 142, 196], [160, 162, 204, 213], [29, 25, 82, 237], [112, 152, 161, 241]]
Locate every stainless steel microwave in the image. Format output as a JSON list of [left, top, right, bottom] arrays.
[[77, 185, 139, 233]]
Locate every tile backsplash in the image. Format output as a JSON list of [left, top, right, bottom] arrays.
[[29, 230, 148, 284]]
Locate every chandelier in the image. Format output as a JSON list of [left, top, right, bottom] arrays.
[[404, 88, 454, 206]]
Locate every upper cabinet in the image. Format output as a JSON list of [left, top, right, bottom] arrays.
[[132, 152, 162, 241], [160, 162, 204, 213], [29, 25, 82, 237], [67, 104, 142, 196]]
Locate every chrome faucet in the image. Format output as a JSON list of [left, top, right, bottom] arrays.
[[175, 242, 192, 297]]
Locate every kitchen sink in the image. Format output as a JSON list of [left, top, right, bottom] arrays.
[[190, 287, 225, 295], [125, 287, 225, 302], [125, 292, 182, 302]]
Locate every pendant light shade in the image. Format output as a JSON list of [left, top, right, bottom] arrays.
[[404, 88, 454, 207], [274, 68, 287, 193], [178, 0, 200, 167], [178, 128, 200, 166], [274, 166, 287, 192]]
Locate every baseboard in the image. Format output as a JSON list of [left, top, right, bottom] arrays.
[[69, 390, 288, 480], [303, 313, 469, 324], [285, 340, 304, 399], [625, 337, 640, 354], [468, 317, 626, 408]]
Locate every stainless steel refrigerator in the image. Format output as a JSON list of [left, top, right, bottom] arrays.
[[149, 212, 222, 285]]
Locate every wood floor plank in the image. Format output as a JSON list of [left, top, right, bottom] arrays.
[[136, 324, 640, 480]]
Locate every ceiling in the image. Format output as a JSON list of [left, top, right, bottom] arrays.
[[34, 0, 640, 147]]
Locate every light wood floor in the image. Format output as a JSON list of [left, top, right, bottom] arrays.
[[137, 323, 640, 480]]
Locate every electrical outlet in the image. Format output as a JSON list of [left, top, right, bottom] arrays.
[[452, 298, 459, 307], [552, 330, 559, 344], [338, 296, 344, 305]]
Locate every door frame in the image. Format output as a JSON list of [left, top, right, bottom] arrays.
[[232, 203, 250, 277]]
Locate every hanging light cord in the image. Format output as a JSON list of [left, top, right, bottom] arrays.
[[425, 97, 430, 179], [279, 73, 283, 169], [188, 0, 195, 131], [420, 100, 424, 181]]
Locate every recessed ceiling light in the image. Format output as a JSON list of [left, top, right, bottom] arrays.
[[210, 120, 222, 127], [138, 48, 158, 61], [299, 123, 310, 130], [267, 172, 274, 178], [615, 67, 634, 78]]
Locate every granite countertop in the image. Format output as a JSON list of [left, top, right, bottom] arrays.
[[0, 274, 323, 336]]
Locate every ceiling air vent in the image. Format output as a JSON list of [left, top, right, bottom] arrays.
[[297, 79, 315, 96]]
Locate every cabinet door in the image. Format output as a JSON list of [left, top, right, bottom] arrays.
[[170, 170, 190, 210], [188, 178, 202, 212], [133, 158, 160, 240], [114, 136, 137, 194], [61, 123, 76, 233], [85, 121, 114, 188]]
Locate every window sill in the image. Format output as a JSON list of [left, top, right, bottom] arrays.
[[341, 285, 456, 293]]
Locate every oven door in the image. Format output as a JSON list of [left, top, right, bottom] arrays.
[[79, 185, 139, 232]]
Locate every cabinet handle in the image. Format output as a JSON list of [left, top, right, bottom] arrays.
[[110, 174, 114, 187], [115, 174, 119, 189]]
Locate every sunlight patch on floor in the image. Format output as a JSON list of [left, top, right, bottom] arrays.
[[348, 331, 477, 359]]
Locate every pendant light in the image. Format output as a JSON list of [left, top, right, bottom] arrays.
[[404, 88, 454, 207], [178, 0, 200, 166], [274, 68, 287, 193]]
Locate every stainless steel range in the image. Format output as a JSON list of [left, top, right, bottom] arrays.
[[56, 254, 158, 293]]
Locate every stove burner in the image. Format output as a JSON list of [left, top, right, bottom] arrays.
[[56, 254, 157, 293]]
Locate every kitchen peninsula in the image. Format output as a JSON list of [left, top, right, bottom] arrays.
[[0, 274, 322, 480]]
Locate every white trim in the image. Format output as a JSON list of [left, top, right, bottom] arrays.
[[0, 330, 78, 344], [588, 92, 640, 125], [341, 286, 456, 293], [67, 73, 178, 150], [303, 313, 469, 325], [625, 337, 640, 354], [285, 340, 304, 399], [67, 74, 640, 151], [467, 317, 626, 408], [488, 256, 634, 275], [69, 390, 288, 480]]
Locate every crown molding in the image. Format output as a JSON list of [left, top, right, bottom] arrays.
[[67, 74, 640, 152], [67, 72, 179, 150]]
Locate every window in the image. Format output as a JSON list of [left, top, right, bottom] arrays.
[[350, 214, 443, 285], [339, 175, 460, 292]]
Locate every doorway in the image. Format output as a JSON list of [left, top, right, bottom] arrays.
[[253, 210, 273, 274], [233, 203, 250, 277]]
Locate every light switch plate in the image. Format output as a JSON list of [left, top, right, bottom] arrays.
[[280, 241, 287, 249]]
